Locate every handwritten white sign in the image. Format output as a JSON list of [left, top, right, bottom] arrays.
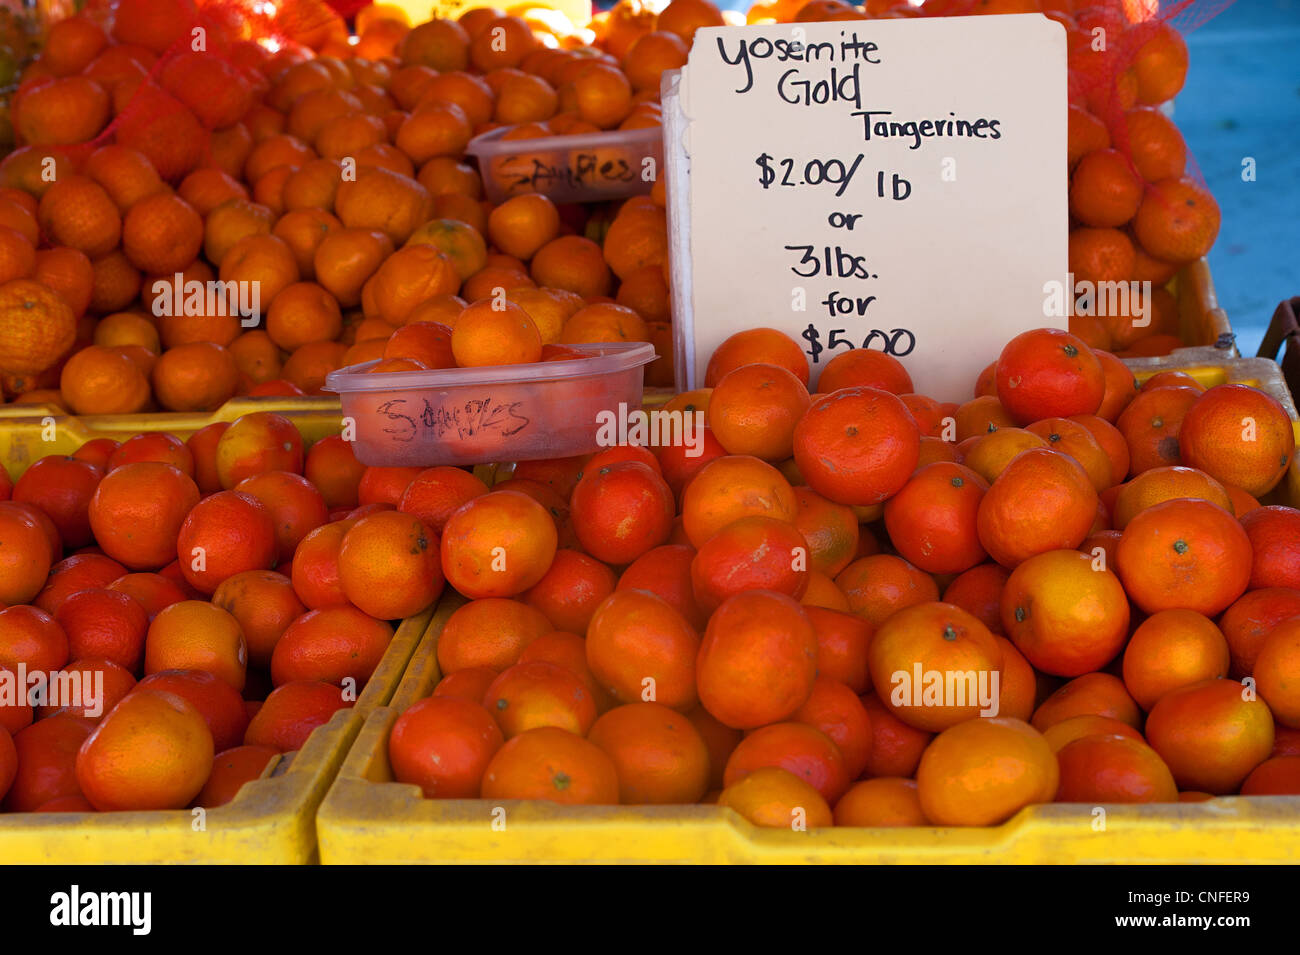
[[664, 15, 1067, 401]]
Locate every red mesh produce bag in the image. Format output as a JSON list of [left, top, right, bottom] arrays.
[[47, 0, 356, 181], [916, 0, 1236, 189]]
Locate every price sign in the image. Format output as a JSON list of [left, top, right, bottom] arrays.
[[664, 16, 1067, 401]]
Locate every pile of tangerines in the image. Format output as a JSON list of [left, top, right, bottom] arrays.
[[0, 410, 421, 812], [0, 0, 1275, 832], [0, 0, 680, 412], [375, 325, 1299, 828], [0, 0, 1215, 413]]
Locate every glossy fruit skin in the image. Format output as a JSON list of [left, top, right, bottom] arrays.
[[689, 516, 810, 612], [994, 328, 1104, 425], [1000, 549, 1130, 678], [723, 721, 849, 804], [0, 604, 69, 674], [569, 461, 674, 566], [479, 726, 619, 805], [214, 412, 304, 490], [695, 590, 817, 730], [1025, 417, 1112, 491], [0, 505, 55, 607], [883, 462, 989, 575], [815, 348, 913, 396], [4, 714, 95, 812], [1111, 466, 1232, 530], [791, 387, 920, 507], [440, 490, 559, 599], [389, 696, 503, 798], [1144, 679, 1275, 794], [833, 777, 927, 827], [1121, 609, 1230, 711], [586, 584, 701, 711], [1054, 734, 1179, 804], [434, 598, 552, 675], [54, 587, 149, 671], [245, 680, 355, 753], [175, 490, 278, 595], [270, 605, 394, 688], [12, 455, 103, 549], [977, 448, 1098, 568], [74, 688, 214, 812], [707, 362, 811, 461], [1115, 498, 1252, 617], [196, 744, 279, 809], [1178, 384, 1295, 497], [1240, 755, 1300, 795], [135, 668, 248, 752], [942, 562, 1011, 636], [338, 511, 444, 619], [0, 724, 16, 804], [835, 554, 939, 628], [866, 601, 1004, 732], [916, 717, 1059, 826], [792, 676, 873, 778], [144, 600, 248, 692], [587, 702, 710, 805], [791, 485, 860, 578], [805, 606, 873, 694], [1032, 672, 1142, 733], [522, 549, 617, 636], [1040, 715, 1144, 754], [482, 660, 597, 739], [210, 569, 305, 669], [1220, 587, 1300, 679], [680, 455, 798, 547], [1255, 618, 1300, 729], [1241, 507, 1300, 591], [88, 462, 201, 571], [717, 766, 832, 829]]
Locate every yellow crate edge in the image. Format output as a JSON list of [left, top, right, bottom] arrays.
[[320, 705, 1300, 864], [0, 606, 433, 864], [0, 397, 344, 482]]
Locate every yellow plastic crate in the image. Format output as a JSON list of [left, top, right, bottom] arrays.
[[0, 397, 342, 482], [0, 404, 438, 861], [317, 356, 1300, 864], [0, 601, 436, 864]]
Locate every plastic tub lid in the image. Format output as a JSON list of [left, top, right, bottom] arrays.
[[323, 342, 657, 395], [464, 124, 663, 158]]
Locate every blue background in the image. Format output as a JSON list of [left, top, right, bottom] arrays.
[[1177, 0, 1300, 357]]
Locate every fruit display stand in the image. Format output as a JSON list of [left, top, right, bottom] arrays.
[[0, 0, 1272, 873], [316, 353, 1300, 865], [0, 603, 434, 864]]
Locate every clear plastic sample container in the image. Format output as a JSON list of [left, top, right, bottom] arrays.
[[466, 125, 664, 204], [323, 343, 657, 467]]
